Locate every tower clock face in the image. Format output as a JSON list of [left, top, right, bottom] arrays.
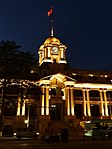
[[52, 46, 59, 53]]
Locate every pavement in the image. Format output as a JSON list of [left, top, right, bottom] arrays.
[[0, 136, 17, 140], [69, 132, 83, 141], [0, 136, 83, 142], [0, 131, 83, 142]]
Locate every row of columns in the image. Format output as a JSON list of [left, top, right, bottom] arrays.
[[39, 46, 66, 65], [82, 89, 109, 117], [41, 86, 49, 115], [17, 96, 25, 116], [65, 87, 74, 116], [41, 86, 75, 116], [66, 88, 110, 117], [16, 86, 111, 118], [40, 48, 65, 61]]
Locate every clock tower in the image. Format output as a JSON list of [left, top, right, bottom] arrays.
[[38, 36, 67, 66]]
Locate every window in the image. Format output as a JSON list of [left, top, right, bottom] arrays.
[[90, 105, 100, 117], [49, 88, 56, 96], [74, 90, 82, 97], [74, 104, 83, 118], [73, 75, 82, 81], [89, 90, 100, 97]]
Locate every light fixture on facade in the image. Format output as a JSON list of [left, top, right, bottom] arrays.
[[24, 119, 28, 124], [30, 70, 34, 73], [51, 105, 56, 107], [105, 75, 108, 78], [89, 74, 93, 77], [72, 73, 76, 76]]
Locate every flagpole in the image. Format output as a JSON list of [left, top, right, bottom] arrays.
[[47, 6, 54, 36], [51, 5, 54, 36]]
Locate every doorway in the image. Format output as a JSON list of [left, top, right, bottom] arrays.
[[50, 104, 62, 120]]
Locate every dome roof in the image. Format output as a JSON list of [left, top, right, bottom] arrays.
[[44, 36, 60, 44]]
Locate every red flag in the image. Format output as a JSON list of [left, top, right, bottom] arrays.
[[47, 8, 53, 17]]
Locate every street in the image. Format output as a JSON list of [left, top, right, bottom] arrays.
[[0, 139, 112, 149]]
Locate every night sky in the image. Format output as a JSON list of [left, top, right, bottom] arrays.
[[0, 0, 112, 71]]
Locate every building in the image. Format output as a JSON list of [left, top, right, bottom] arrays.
[[33, 35, 112, 135], [1, 21, 112, 138]]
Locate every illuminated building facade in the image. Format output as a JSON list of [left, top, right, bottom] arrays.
[[32, 36, 112, 135], [1, 35, 112, 137]]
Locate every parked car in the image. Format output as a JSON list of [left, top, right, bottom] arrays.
[[92, 125, 107, 140], [83, 123, 108, 140], [106, 127, 112, 139], [13, 127, 39, 139]]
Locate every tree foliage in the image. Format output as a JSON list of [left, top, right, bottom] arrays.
[[0, 40, 37, 79]]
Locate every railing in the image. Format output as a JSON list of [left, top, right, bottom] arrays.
[[90, 97, 100, 101]]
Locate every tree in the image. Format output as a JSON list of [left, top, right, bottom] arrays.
[[0, 40, 37, 79], [0, 40, 37, 134]]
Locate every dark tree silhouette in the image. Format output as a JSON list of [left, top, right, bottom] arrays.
[[0, 40, 37, 133], [0, 40, 37, 79]]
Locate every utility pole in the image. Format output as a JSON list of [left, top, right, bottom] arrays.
[[0, 79, 6, 137]]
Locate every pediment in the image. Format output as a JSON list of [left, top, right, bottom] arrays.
[[38, 73, 76, 87]]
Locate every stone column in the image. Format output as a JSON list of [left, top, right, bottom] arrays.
[[107, 92, 112, 118], [17, 96, 21, 116], [82, 89, 87, 116], [45, 48, 47, 58], [99, 90, 104, 116], [63, 49, 65, 59], [39, 52, 42, 64], [48, 48, 50, 58], [41, 86, 45, 115], [22, 100, 25, 116], [46, 86, 49, 115], [86, 89, 91, 116], [67, 87, 70, 115], [65, 87, 70, 115], [70, 87, 74, 115], [103, 90, 109, 116]]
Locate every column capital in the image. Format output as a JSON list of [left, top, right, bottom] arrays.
[[99, 90, 103, 92], [86, 89, 90, 92], [70, 87, 74, 90], [41, 85, 45, 88], [82, 88, 90, 91], [103, 90, 107, 93], [46, 86, 50, 89], [66, 86, 70, 89], [82, 89, 86, 91]]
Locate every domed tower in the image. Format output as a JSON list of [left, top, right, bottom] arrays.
[[38, 36, 67, 66], [38, 7, 67, 66]]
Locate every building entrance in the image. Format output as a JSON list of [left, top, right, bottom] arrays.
[[50, 104, 62, 120]]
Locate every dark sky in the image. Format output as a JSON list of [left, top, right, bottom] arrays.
[[0, 0, 112, 71]]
